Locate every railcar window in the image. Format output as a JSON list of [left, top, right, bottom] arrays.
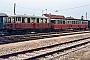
[[16, 17, 17, 21], [57, 20, 59, 24], [27, 18, 30, 23], [77, 21, 78, 24], [67, 21, 69, 24], [73, 21, 74, 24], [79, 21, 81, 24], [68, 21, 70, 24], [37, 18, 39, 23], [82, 21, 83, 24], [84, 22, 87, 24], [82, 21, 84, 24], [4, 17, 7, 23], [65, 21, 67, 24], [82, 21, 86, 24], [63, 21, 65, 24], [85, 22, 86, 24], [18, 17, 21, 21], [41, 18, 43, 23], [84, 22, 85, 24], [76, 21, 78, 24], [8, 18, 11, 23], [84, 22, 86, 24], [72, 21, 73, 24], [22, 18, 25, 23], [76, 21, 77, 24], [51, 20, 56, 24], [70, 21, 71, 24], [72, 21, 74, 24], [58, 20, 62, 24], [45, 19, 47, 23], [78, 21, 79, 24], [75, 21, 76, 24], [32, 18, 35, 23], [71, 21, 72, 24], [12, 17, 15, 23], [73, 21, 75, 24]]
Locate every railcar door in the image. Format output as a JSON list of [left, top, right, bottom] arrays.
[[0, 17, 4, 29]]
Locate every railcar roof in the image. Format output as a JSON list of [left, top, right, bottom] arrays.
[[51, 18, 88, 21], [66, 18, 88, 21], [0, 13, 7, 16], [8, 15, 48, 19]]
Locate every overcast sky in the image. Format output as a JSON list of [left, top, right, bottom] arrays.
[[0, 0, 90, 19]]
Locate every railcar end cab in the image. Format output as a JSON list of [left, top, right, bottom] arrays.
[[0, 13, 7, 30]]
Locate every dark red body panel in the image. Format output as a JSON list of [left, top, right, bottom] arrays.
[[4, 23, 88, 31], [4, 23, 35, 30], [71, 24, 79, 29], [80, 24, 88, 28], [35, 23, 51, 29], [4, 23, 52, 30], [53, 24, 69, 29], [52, 24, 88, 29]]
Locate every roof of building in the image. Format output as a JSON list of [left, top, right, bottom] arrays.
[[43, 14, 65, 19]]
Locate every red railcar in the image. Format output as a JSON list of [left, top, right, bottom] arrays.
[[3, 15, 51, 33], [50, 19, 88, 30]]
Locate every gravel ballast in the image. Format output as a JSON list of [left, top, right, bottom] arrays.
[[0, 33, 90, 56]]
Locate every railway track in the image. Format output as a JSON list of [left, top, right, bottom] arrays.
[[39, 42, 90, 60], [0, 31, 89, 45], [0, 36, 90, 60]]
